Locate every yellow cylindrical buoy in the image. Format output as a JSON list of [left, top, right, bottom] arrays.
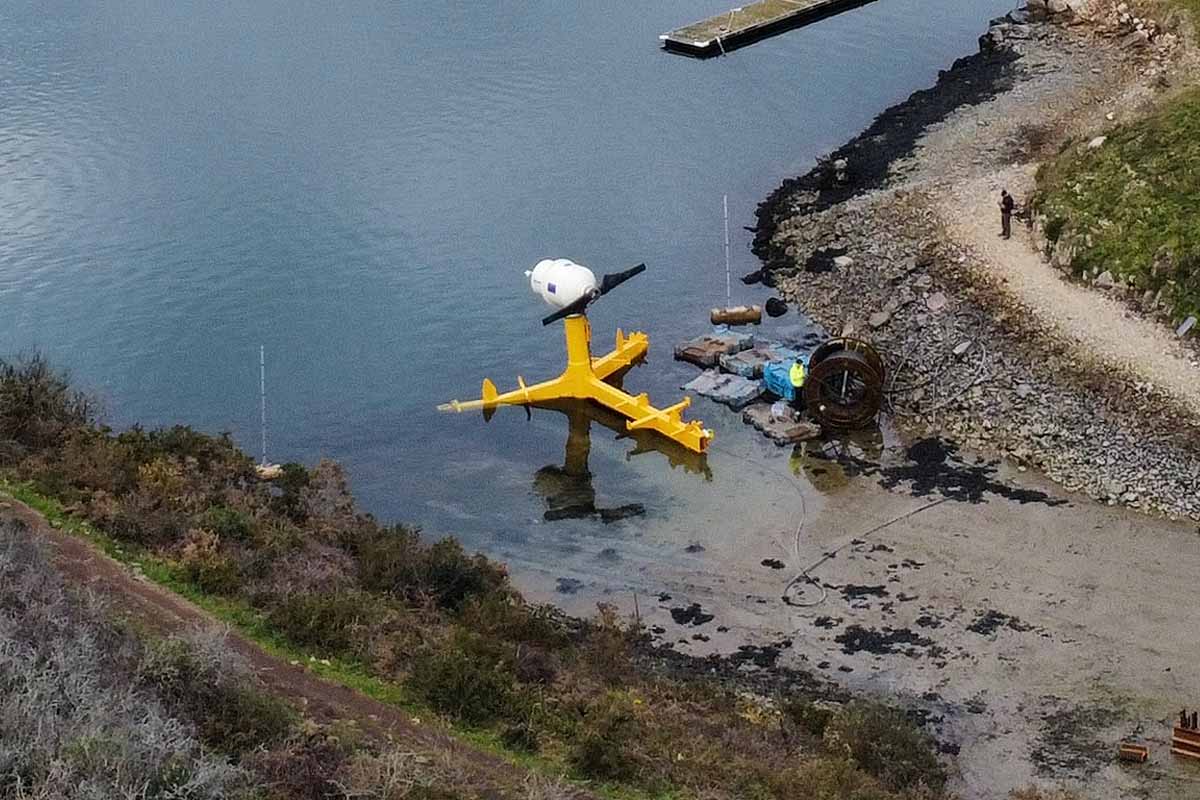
[[710, 305, 762, 326]]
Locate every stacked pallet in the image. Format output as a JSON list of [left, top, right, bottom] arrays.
[[1173, 708, 1200, 761]]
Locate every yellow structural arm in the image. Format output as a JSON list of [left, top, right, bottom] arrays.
[[590, 328, 649, 380]]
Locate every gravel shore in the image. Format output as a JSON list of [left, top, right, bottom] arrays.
[[751, 5, 1200, 521]]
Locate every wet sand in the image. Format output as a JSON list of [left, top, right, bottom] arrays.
[[512, 435, 1200, 798]]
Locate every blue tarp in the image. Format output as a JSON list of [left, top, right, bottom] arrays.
[[763, 356, 809, 403]]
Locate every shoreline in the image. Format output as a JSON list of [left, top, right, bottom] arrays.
[[748, 2, 1200, 521], [656, 7, 1200, 797], [749, 42, 1021, 267]]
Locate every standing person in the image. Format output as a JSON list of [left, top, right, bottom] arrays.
[[789, 358, 806, 410], [999, 189, 1016, 239]]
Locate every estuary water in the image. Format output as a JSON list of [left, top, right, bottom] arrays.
[[1, 0, 1012, 592]]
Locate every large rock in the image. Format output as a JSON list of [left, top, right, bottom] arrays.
[[1119, 29, 1151, 49], [773, 323, 829, 353]]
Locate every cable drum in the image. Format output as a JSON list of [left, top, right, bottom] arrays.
[[804, 338, 885, 430]]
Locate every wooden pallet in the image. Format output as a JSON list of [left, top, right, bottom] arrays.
[[1119, 742, 1149, 763], [1172, 726, 1200, 761]]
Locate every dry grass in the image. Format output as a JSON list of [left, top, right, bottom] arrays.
[[0, 519, 252, 799]]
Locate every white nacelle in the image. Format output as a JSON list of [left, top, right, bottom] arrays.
[[526, 258, 598, 310]]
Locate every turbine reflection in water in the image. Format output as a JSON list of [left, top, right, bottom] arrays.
[[530, 398, 712, 523]]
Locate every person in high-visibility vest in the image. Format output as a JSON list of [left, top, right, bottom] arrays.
[[789, 359, 806, 408]]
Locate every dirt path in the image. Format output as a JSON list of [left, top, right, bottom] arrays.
[[0, 497, 593, 800], [939, 165, 1200, 417]]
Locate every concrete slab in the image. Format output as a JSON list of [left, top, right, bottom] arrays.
[[682, 371, 764, 410], [674, 331, 755, 368], [742, 402, 822, 445], [719, 343, 800, 379]]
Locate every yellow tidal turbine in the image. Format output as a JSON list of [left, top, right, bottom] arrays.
[[437, 259, 713, 454]]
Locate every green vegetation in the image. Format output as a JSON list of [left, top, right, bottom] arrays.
[[1160, 0, 1200, 22], [782, 697, 835, 739], [1034, 81, 1200, 321], [0, 353, 954, 800], [823, 703, 946, 794]]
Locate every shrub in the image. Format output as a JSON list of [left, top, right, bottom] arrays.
[[271, 462, 312, 521], [178, 528, 243, 595], [335, 746, 456, 800], [267, 590, 386, 659], [358, 527, 508, 611], [569, 691, 646, 784], [301, 459, 359, 529], [407, 629, 525, 725], [458, 592, 568, 650], [117, 425, 252, 477], [202, 504, 256, 542], [577, 604, 636, 684], [138, 457, 188, 501], [422, 537, 508, 609], [785, 758, 891, 800], [522, 774, 574, 800], [1043, 215, 1066, 244], [501, 720, 541, 753], [513, 645, 559, 686], [782, 697, 834, 740], [57, 430, 136, 494], [822, 702, 945, 793], [139, 631, 295, 758], [249, 728, 352, 800], [106, 492, 190, 547], [0, 352, 93, 454]]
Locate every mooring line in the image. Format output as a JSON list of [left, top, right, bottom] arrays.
[[782, 495, 949, 609], [710, 440, 948, 609]]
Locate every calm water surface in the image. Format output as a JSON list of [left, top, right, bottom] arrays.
[[1, 0, 1011, 591]]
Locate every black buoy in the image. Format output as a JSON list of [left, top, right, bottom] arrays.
[[765, 297, 789, 318]]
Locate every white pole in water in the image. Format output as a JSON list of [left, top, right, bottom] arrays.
[[723, 194, 731, 303], [259, 345, 267, 466]]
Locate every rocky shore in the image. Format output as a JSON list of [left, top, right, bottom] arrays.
[[750, 3, 1200, 520]]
